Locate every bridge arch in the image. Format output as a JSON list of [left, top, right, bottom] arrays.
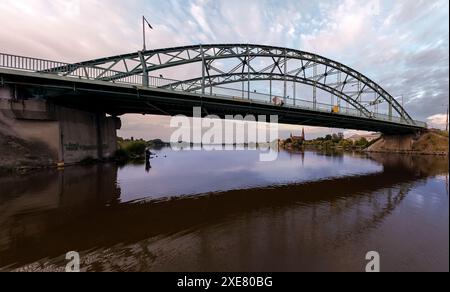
[[49, 44, 414, 124], [159, 72, 373, 118]]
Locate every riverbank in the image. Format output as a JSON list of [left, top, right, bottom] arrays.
[[2, 130, 448, 175], [366, 130, 449, 156], [280, 133, 374, 152], [279, 130, 449, 155], [0, 133, 169, 174]]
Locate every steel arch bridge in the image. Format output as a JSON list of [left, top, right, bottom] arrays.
[[47, 44, 415, 123], [0, 44, 427, 132]]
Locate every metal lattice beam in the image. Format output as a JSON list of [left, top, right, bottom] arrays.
[[44, 44, 415, 124], [161, 72, 373, 118]]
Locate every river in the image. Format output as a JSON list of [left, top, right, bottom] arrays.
[[0, 148, 448, 272]]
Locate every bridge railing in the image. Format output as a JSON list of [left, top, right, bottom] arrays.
[[0, 53, 69, 72], [184, 83, 427, 128], [0, 52, 427, 128]]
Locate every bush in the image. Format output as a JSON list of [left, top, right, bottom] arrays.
[[125, 141, 147, 156], [355, 137, 369, 148], [116, 139, 147, 160], [338, 139, 354, 149], [322, 140, 334, 148]]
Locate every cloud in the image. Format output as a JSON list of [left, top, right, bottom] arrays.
[[1, 0, 448, 139], [427, 113, 449, 130], [298, 0, 449, 122], [0, 0, 142, 61], [190, 0, 215, 41], [300, 0, 381, 56], [118, 114, 340, 141]]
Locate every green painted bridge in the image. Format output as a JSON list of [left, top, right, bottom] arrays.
[[0, 44, 427, 134]]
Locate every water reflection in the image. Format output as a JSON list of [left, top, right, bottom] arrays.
[[0, 150, 448, 272], [117, 149, 384, 201]]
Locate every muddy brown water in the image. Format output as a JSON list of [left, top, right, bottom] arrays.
[[0, 149, 448, 272]]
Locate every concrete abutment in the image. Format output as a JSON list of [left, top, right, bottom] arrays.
[[0, 94, 121, 166]]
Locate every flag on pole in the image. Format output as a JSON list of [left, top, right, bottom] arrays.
[[142, 16, 153, 51], [143, 16, 153, 29]]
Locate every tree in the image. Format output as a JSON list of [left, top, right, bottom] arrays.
[[338, 139, 354, 149], [323, 140, 334, 148], [332, 133, 343, 143]]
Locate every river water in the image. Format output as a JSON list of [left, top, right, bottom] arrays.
[[0, 148, 448, 272]]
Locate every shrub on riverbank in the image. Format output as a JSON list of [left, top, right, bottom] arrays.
[[116, 138, 147, 160], [354, 137, 369, 148], [302, 134, 375, 150], [115, 137, 170, 161], [337, 139, 354, 149]]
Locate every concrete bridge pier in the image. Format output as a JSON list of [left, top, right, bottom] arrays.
[[0, 87, 121, 166]]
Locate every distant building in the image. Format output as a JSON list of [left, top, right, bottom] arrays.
[[290, 128, 306, 143], [348, 133, 381, 143]]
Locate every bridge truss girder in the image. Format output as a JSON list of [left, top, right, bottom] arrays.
[[47, 44, 415, 125], [161, 72, 373, 118]]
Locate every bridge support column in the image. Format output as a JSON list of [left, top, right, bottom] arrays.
[[0, 90, 121, 166]]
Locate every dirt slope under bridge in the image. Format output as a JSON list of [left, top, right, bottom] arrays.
[[367, 130, 449, 155], [0, 121, 55, 173]]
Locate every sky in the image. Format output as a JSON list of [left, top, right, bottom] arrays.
[[0, 0, 448, 140]]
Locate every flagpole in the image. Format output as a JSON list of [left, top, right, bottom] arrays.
[[142, 16, 146, 51]]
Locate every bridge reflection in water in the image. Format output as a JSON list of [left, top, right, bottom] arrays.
[[0, 151, 448, 272]]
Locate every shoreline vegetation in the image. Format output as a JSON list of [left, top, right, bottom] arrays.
[[115, 138, 170, 163], [1, 130, 448, 175], [280, 132, 376, 151], [279, 129, 449, 156]]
